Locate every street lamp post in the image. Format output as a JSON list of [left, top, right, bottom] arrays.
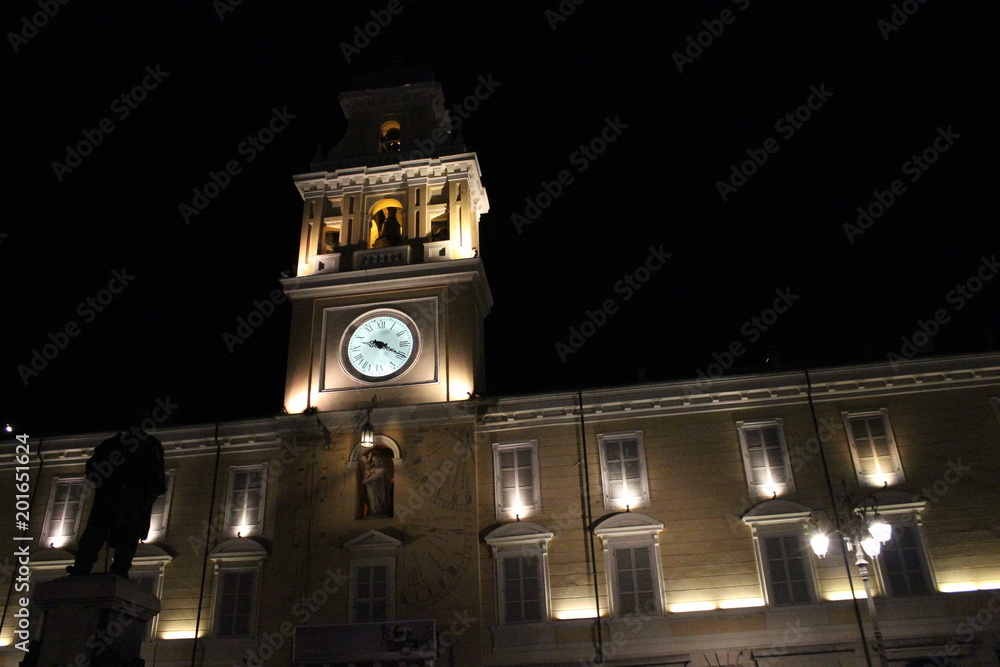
[[810, 496, 893, 667]]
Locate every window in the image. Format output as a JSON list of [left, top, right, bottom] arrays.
[[129, 545, 171, 640], [597, 431, 650, 510], [493, 440, 540, 520], [879, 523, 932, 597], [484, 522, 553, 625], [613, 546, 658, 615], [225, 465, 267, 536], [42, 477, 86, 548], [345, 530, 400, 623], [145, 470, 174, 543], [353, 563, 388, 622], [593, 513, 664, 617], [209, 538, 268, 638], [502, 557, 543, 623], [763, 535, 811, 605], [742, 499, 818, 607], [737, 420, 794, 498], [216, 569, 257, 637], [843, 410, 905, 486], [870, 495, 934, 597]]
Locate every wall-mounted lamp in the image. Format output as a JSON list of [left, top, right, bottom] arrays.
[[360, 396, 377, 447]]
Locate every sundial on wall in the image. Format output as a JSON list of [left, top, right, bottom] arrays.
[[398, 429, 478, 607]]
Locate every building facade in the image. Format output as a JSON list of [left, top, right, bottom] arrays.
[[2, 77, 999, 667]]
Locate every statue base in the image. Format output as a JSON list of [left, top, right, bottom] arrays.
[[21, 574, 160, 667]]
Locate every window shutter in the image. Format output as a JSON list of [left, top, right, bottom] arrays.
[[614, 546, 656, 615], [765, 536, 809, 605], [882, 525, 930, 597]]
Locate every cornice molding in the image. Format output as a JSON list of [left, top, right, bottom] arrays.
[[476, 353, 1000, 431]]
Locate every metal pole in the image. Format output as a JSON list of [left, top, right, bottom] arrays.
[[804, 370, 874, 667], [855, 555, 889, 667]]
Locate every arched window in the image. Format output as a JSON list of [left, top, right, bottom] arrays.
[[380, 120, 401, 153], [369, 198, 405, 248]]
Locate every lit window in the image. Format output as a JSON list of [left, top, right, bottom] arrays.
[[145, 470, 174, 543], [225, 465, 267, 536], [593, 513, 664, 617], [485, 522, 553, 625], [742, 499, 819, 607], [843, 410, 905, 487], [597, 431, 649, 510], [42, 478, 86, 548], [345, 530, 400, 623], [493, 440, 540, 520], [209, 538, 268, 638], [738, 420, 794, 498]]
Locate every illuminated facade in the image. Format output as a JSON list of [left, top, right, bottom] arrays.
[[2, 76, 1000, 667]]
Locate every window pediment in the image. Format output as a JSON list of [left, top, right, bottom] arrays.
[[484, 521, 553, 553], [592, 512, 663, 539], [741, 499, 813, 526], [345, 529, 401, 558], [209, 537, 269, 563]]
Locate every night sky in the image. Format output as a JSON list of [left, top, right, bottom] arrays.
[[3, 1, 997, 436]]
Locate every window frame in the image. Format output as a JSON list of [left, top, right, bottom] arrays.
[[737, 419, 796, 498], [597, 431, 650, 511], [213, 567, 260, 638], [484, 522, 553, 626], [759, 532, 814, 606], [208, 538, 268, 639], [41, 477, 87, 548], [129, 547, 171, 640], [872, 502, 936, 598], [593, 513, 665, 618], [842, 409, 905, 487], [492, 440, 541, 520], [145, 469, 174, 543], [223, 464, 268, 537], [349, 556, 394, 623], [742, 501, 820, 607], [344, 530, 401, 624]]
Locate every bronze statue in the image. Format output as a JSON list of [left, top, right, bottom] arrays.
[[69, 431, 167, 578]]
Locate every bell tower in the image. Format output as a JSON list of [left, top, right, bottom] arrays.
[[281, 73, 491, 413]]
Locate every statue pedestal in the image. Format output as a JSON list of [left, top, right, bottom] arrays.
[[24, 574, 160, 667]]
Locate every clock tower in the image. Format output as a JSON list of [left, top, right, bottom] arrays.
[[281, 73, 491, 413]]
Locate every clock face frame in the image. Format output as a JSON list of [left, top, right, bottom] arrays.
[[340, 309, 420, 382]]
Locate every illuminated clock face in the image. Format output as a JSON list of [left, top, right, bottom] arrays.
[[342, 311, 418, 381]]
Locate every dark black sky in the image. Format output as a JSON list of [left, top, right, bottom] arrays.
[[3, 1, 997, 436]]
